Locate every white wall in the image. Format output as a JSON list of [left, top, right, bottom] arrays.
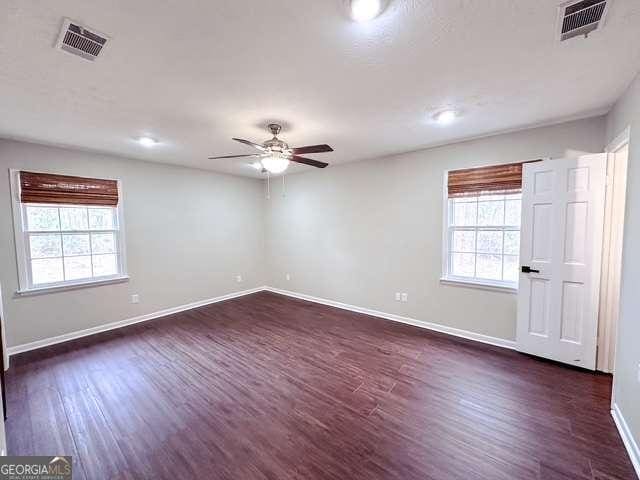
[[606, 73, 640, 459], [265, 116, 606, 341], [0, 139, 266, 348], [0, 116, 610, 349]]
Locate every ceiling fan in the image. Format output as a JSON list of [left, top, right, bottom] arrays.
[[208, 123, 333, 174]]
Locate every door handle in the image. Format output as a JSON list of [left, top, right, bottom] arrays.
[[521, 266, 540, 274]]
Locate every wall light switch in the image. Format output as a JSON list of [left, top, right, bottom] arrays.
[[131, 294, 140, 304], [401, 293, 408, 302], [395, 292, 401, 301], [236, 275, 243, 283]]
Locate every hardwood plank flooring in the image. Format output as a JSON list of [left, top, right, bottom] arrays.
[[6, 292, 636, 479]]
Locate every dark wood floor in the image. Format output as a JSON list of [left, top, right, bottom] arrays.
[[6, 292, 636, 480]]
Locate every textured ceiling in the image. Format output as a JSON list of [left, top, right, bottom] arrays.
[[1, 0, 639, 178]]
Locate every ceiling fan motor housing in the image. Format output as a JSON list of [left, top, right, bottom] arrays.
[[264, 124, 289, 153], [263, 138, 289, 154]]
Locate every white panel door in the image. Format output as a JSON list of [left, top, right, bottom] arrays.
[[516, 155, 607, 370]]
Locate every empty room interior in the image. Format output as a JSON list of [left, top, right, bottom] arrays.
[[0, 0, 639, 479]]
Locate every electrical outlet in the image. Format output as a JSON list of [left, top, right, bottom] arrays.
[[236, 275, 243, 283], [286, 273, 291, 281], [395, 292, 401, 301], [401, 293, 408, 302], [131, 294, 140, 304]]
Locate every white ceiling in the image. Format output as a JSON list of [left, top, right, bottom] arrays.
[[1, 0, 639, 178]]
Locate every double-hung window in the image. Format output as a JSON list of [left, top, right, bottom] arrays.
[[442, 161, 534, 290], [11, 170, 127, 293]]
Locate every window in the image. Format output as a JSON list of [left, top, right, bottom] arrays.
[[445, 192, 521, 288], [11, 170, 127, 293], [442, 161, 533, 290]]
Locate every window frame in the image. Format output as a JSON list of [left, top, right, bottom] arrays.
[[440, 171, 520, 293], [10, 169, 129, 295]]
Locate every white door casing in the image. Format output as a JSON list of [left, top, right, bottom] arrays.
[[597, 140, 629, 373], [0, 284, 6, 455], [516, 155, 607, 370]]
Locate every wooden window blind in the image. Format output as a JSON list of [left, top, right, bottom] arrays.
[[19, 171, 119, 206], [447, 160, 541, 198]]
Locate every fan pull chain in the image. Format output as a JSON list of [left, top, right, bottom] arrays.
[[282, 175, 286, 198], [266, 172, 271, 200]]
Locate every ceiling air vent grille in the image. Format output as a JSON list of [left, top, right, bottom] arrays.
[[55, 18, 109, 61], [558, 0, 610, 41]]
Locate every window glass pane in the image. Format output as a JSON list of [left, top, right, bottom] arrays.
[[451, 253, 475, 277], [21, 202, 122, 289], [92, 254, 118, 277], [62, 234, 91, 256], [91, 233, 116, 254], [31, 258, 63, 284], [477, 231, 503, 254], [477, 201, 505, 226], [505, 199, 521, 226], [89, 208, 115, 230], [29, 234, 62, 259], [476, 254, 502, 280], [60, 207, 88, 231], [64, 256, 92, 280], [453, 201, 477, 226], [446, 187, 521, 286], [504, 231, 520, 255], [452, 230, 475, 253], [26, 206, 60, 231], [503, 255, 519, 282]]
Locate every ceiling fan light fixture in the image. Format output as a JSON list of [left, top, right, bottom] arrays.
[[350, 0, 382, 22], [261, 154, 290, 174]]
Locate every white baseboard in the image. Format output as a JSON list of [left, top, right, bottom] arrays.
[[7, 285, 517, 360], [264, 286, 517, 350], [7, 286, 266, 357], [612, 403, 640, 478]]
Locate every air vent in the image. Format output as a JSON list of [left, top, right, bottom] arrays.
[[55, 18, 109, 61], [558, 0, 610, 41]]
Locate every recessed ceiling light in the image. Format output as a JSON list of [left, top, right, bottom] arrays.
[[136, 136, 158, 147], [433, 110, 458, 125], [351, 0, 382, 22]]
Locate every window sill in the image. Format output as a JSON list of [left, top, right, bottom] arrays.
[[15, 275, 130, 297], [440, 276, 518, 294]]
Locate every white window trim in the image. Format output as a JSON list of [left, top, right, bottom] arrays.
[[14, 276, 130, 297], [440, 170, 519, 293], [9, 169, 129, 295], [439, 276, 518, 294]]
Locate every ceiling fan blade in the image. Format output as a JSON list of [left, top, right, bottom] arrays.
[[289, 156, 329, 168], [232, 138, 266, 151], [208, 154, 263, 159], [290, 144, 334, 155]]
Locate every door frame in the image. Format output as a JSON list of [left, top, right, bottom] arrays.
[[598, 127, 630, 377]]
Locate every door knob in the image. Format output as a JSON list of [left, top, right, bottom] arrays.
[[521, 266, 540, 273]]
